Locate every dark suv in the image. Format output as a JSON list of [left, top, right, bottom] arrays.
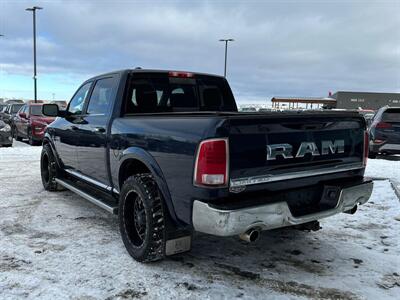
[[369, 106, 400, 158], [1, 103, 24, 124]]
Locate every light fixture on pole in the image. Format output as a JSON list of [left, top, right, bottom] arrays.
[[219, 38, 234, 77], [26, 6, 43, 103]]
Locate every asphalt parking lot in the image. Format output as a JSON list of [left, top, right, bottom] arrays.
[[1, 141, 399, 299]]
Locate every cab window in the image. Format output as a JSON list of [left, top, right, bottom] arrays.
[[87, 77, 118, 115], [68, 82, 92, 115]]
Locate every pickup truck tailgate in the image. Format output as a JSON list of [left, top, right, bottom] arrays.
[[227, 113, 365, 188]]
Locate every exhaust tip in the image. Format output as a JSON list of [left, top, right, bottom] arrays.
[[344, 204, 358, 215], [239, 228, 261, 243]]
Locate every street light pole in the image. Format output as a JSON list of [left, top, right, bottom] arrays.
[[26, 6, 43, 103], [219, 38, 234, 77]]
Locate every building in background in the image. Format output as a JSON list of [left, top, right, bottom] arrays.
[[332, 91, 400, 110], [270, 91, 400, 111], [271, 96, 336, 109]]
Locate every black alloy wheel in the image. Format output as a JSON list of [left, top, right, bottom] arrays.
[[119, 174, 166, 262], [40, 144, 62, 191]]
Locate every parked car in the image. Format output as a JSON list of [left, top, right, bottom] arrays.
[[0, 120, 13, 147], [358, 109, 376, 127], [26, 100, 45, 104], [0, 104, 8, 120], [240, 106, 257, 112], [258, 108, 273, 113], [5, 99, 24, 104], [40, 69, 372, 262], [369, 106, 400, 158], [1, 103, 24, 124], [13, 103, 55, 145]]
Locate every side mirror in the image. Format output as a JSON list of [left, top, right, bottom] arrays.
[[42, 104, 60, 117], [19, 112, 26, 118]]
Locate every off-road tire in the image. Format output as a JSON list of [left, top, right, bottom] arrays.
[[41, 144, 62, 191], [119, 174, 166, 262]]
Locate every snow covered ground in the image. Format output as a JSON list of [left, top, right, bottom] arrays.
[[0, 141, 399, 300]]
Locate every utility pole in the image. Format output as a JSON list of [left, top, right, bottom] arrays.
[[26, 6, 43, 103], [219, 38, 234, 77]]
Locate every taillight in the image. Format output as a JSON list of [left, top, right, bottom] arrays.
[[194, 138, 228, 187], [168, 71, 194, 78], [363, 131, 369, 166], [376, 122, 392, 129]]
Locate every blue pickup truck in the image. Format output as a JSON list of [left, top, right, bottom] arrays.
[[41, 69, 373, 262]]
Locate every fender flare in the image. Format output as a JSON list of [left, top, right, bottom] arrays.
[[42, 133, 63, 169], [118, 147, 178, 224]]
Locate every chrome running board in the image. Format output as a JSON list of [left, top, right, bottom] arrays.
[[55, 178, 118, 214]]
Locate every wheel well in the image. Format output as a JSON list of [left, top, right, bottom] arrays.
[[119, 159, 151, 189]]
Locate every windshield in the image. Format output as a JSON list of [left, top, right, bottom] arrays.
[[11, 104, 24, 113], [30, 105, 43, 116], [124, 74, 237, 114]]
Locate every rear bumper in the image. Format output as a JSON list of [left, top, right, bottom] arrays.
[[192, 180, 373, 236]]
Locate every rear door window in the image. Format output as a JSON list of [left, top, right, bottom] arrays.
[[86, 76, 118, 115]]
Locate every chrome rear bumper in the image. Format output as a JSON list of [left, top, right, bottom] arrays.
[[192, 180, 373, 236]]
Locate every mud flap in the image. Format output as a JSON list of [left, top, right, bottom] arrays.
[[165, 236, 192, 256]]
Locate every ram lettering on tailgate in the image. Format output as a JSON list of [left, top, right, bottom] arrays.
[[267, 140, 345, 160]]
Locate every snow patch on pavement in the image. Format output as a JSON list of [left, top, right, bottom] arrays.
[[0, 143, 399, 299]]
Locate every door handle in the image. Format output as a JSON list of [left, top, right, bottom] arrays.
[[94, 127, 106, 133], [71, 125, 79, 131]]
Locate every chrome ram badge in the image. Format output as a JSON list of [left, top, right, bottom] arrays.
[[267, 140, 345, 160]]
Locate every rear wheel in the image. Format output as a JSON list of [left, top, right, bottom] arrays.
[[119, 174, 166, 262], [368, 152, 377, 159], [41, 144, 62, 191]]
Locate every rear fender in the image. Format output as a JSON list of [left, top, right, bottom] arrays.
[[119, 147, 178, 224]]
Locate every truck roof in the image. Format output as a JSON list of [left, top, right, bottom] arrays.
[[86, 68, 225, 82]]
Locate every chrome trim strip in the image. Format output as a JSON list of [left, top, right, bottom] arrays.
[[65, 169, 110, 190], [55, 178, 116, 213], [230, 163, 364, 187], [193, 181, 373, 236]]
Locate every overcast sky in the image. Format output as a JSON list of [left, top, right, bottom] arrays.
[[0, 0, 399, 103]]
